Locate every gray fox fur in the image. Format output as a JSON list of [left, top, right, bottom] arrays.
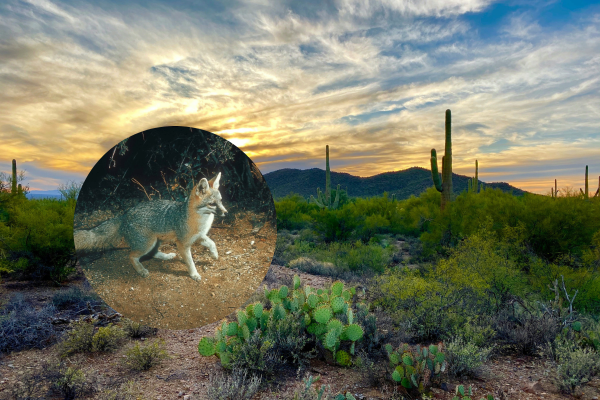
[[74, 173, 227, 282]]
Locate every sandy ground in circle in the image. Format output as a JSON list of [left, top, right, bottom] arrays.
[[77, 213, 276, 330]]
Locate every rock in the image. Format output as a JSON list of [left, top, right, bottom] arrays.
[[522, 381, 543, 394], [441, 383, 456, 392], [183, 396, 191, 400]]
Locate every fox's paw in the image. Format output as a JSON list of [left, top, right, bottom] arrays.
[[137, 268, 150, 278], [190, 273, 202, 282], [155, 252, 176, 260], [210, 251, 219, 260]]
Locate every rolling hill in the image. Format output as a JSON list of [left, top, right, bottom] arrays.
[[263, 167, 527, 200]]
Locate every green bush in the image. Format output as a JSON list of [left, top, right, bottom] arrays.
[[59, 320, 127, 356], [445, 337, 494, 378], [58, 320, 96, 357], [44, 360, 96, 400], [207, 368, 262, 400], [0, 197, 77, 282], [122, 339, 170, 371], [121, 318, 157, 339], [375, 221, 526, 341], [91, 324, 127, 352], [552, 336, 600, 393]]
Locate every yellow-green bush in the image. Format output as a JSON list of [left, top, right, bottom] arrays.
[[122, 339, 170, 371], [374, 221, 526, 340]]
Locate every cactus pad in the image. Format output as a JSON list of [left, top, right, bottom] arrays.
[[237, 310, 247, 326], [342, 290, 351, 301], [344, 324, 364, 342], [313, 306, 333, 324], [324, 329, 339, 349], [246, 317, 258, 332], [331, 281, 344, 296], [245, 303, 254, 317], [327, 319, 343, 335], [307, 293, 319, 309], [347, 308, 354, 324], [293, 275, 301, 290], [273, 304, 286, 321], [226, 322, 238, 336], [385, 344, 393, 354], [336, 350, 352, 367], [216, 340, 227, 354], [329, 296, 343, 313], [197, 337, 216, 356], [242, 324, 250, 340], [279, 285, 289, 298], [253, 303, 263, 319]]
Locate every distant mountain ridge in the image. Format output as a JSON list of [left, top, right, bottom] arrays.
[[26, 190, 62, 200], [263, 167, 527, 200]]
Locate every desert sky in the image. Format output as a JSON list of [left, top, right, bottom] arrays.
[[0, 0, 598, 194]]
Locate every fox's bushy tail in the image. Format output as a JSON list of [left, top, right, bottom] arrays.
[[74, 216, 124, 253]]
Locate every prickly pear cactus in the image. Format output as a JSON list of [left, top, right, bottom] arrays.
[[198, 274, 375, 371], [386, 342, 446, 392]]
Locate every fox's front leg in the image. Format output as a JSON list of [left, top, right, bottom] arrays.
[[198, 234, 218, 260], [177, 242, 202, 282]]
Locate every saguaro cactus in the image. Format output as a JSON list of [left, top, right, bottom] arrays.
[[468, 160, 479, 193], [580, 165, 589, 198], [595, 176, 600, 198], [11, 159, 17, 195], [431, 109, 453, 211], [310, 145, 340, 209], [552, 179, 558, 198]]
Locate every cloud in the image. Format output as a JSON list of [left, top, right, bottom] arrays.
[[0, 0, 598, 192]]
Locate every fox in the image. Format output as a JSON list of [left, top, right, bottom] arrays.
[[74, 173, 227, 282]]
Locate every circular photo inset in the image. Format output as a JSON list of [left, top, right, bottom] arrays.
[[74, 127, 276, 330]]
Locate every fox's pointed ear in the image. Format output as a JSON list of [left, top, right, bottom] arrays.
[[196, 178, 210, 196], [209, 172, 221, 190]]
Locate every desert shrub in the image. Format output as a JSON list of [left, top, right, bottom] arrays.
[[96, 380, 146, 400], [2, 366, 46, 399], [275, 194, 317, 231], [0, 293, 57, 355], [445, 337, 494, 378], [353, 350, 387, 388], [44, 361, 97, 400], [0, 198, 77, 282], [288, 374, 334, 400], [121, 318, 157, 339], [229, 329, 283, 377], [91, 324, 127, 352], [375, 222, 527, 342], [58, 320, 95, 356], [493, 305, 561, 355], [52, 286, 101, 310], [263, 310, 313, 366], [551, 336, 600, 393], [207, 368, 262, 400], [453, 317, 497, 348], [122, 339, 170, 371], [59, 320, 127, 356], [354, 302, 386, 353], [529, 260, 600, 314]]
